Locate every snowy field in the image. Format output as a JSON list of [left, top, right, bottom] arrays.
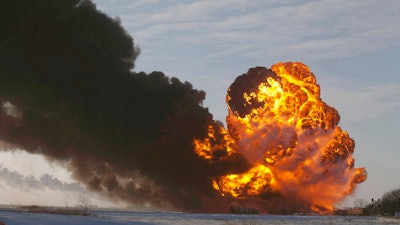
[[0, 210, 399, 225]]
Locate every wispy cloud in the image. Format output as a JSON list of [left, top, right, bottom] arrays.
[[91, 0, 400, 127], [323, 84, 400, 122], [93, 0, 400, 64]]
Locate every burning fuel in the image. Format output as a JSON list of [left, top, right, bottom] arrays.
[[194, 62, 367, 213], [0, 0, 366, 214]]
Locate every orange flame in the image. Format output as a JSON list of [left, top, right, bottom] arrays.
[[194, 62, 366, 213]]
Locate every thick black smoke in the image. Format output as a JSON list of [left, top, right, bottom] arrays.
[[0, 0, 248, 211], [227, 67, 280, 118]]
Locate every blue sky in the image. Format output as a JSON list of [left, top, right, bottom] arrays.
[[1, 0, 399, 208]]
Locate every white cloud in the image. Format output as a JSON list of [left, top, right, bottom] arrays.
[[0, 150, 72, 182], [0, 151, 121, 207], [0, 166, 83, 192], [322, 84, 400, 123], [92, 0, 400, 64], [93, 0, 399, 124]]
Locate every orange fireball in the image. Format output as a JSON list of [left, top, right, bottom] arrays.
[[194, 62, 366, 213]]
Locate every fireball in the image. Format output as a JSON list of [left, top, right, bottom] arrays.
[[194, 62, 366, 213]]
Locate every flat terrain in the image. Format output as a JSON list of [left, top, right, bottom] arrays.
[[0, 210, 399, 225]]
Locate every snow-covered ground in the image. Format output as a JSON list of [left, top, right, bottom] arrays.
[[0, 210, 399, 225]]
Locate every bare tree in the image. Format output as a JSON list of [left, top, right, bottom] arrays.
[[354, 198, 368, 208], [77, 190, 91, 215], [379, 188, 400, 216]]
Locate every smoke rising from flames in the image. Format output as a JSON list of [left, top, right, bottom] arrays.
[[194, 63, 367, 213], [0, 0, 366, 213]]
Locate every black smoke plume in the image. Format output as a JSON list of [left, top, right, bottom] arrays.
[[0, 0, 248, 211]]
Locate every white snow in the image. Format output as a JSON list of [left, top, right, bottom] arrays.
[[0, 210, 399, 225]]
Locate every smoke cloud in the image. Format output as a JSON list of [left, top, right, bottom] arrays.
[[0, 166, 83, 192], [0, 0, 365, 213], [0, 0, 247, 211]]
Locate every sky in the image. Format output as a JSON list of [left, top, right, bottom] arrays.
[[1, 0, 399, 209]]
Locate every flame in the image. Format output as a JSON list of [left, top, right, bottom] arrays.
[[193, 124, 236, 160], [213, 164, 274, 198], [194, 62, 367, 213]]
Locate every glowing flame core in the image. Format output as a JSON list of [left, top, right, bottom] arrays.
[[194, 62, 366, 212]]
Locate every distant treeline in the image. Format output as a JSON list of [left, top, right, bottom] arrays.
[[367, 188, 400, 216], [229, 206, 259, 214], [15, 205, 92, 216]]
